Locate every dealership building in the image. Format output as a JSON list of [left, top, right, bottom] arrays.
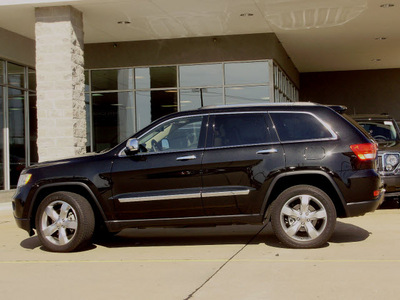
[[1, 0, 400, 190]]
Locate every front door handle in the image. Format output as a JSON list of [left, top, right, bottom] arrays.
[[176, 155, 197, 161], [256, 149, 278, 155]]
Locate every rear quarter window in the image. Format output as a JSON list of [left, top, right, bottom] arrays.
[[270, 112, 334, 142]]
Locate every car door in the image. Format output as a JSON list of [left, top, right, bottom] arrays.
[[110, 114, 207, 220], [201, 112, 285, 216]]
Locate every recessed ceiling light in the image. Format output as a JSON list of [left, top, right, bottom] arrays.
[[117, 21, 131, 25], [371, 58, 382, 62], [380, 3, 394, 8], [240, 13, 254, 17], [375, 37, 387, 40]]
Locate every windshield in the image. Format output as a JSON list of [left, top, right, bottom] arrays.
[[357, 119, 399, 142]]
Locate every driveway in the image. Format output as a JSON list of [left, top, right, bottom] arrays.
[[1, 202, 400, 300]]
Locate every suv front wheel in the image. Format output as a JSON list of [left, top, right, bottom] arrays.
[[271, 185, 337, 248], [35, 192, 95, 252]]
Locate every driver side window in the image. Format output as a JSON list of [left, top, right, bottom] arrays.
[[138, 115, 204, 153]]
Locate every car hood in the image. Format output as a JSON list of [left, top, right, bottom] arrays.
[[377, 140, 400, 152], [25, 152, 105, 170]]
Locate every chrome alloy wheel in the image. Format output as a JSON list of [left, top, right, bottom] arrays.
[[39, 200, 78, 246], [280, 194, 327, 242]]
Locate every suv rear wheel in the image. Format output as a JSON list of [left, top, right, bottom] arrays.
[[271, 185, 336, 248], [35, 192, 95, 252]]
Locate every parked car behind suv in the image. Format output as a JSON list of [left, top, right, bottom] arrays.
[[13, 103, 383, 252], [353, 114, 400, 201]]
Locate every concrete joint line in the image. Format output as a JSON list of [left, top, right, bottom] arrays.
[[184, 224, 268, 300]]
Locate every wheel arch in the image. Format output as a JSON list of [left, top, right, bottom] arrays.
[[263, 171, 348, 219], [29, 182, 107, 231]]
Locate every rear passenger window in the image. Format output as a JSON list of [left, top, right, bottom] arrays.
[[270, 112, 334, 142], [210, 113, 276, 147]]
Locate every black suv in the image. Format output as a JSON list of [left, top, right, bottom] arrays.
[[13, 103, 383, 252], [353, 114, 400, 201]]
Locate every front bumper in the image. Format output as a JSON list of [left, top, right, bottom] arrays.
[[381, 174, 400, 198], [14, 215, 33, 235], [12, 185, 35, 236]]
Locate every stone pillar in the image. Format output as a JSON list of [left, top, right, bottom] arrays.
[[35, 6, 86, 162]]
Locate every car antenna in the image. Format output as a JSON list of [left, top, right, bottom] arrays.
[[200, 88, 204, 107]]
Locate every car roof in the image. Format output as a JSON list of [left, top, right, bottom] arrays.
[[200, 102, 318, 110], [352, 114, 394, 121], [146, 102, 341, 128]]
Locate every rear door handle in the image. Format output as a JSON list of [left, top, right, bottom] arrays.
[[176, 155, 197, 161], [256, 149, 278, 155]]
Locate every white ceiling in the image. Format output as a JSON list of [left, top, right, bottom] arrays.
[[0, 0, 399, 72]]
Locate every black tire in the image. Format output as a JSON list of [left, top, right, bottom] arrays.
[[35, 192, 95, 252], [270, 185, 337, 248]]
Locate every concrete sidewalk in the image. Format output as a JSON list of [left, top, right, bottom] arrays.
[[0, 189, 15, 203], [1, 205, 400, 300]]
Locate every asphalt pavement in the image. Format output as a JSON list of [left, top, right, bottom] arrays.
[[1, 200, 400, 300]]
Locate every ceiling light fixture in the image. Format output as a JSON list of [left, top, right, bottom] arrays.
[[380, 3, 394, 8], [371, 58, 382, 62], [375, 37, 387, 40], [117, 21, 131, 25], [240, 13, 254, 17]]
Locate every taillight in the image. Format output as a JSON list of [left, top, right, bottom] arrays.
[[350, 143, 377, 160]]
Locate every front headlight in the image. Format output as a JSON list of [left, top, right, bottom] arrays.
[[17, 173, 32, 188], [385, 154, 399, 171]]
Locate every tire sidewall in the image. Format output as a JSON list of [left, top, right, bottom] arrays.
[[271, 185, 337, 248], [35, 192, 95, 252]]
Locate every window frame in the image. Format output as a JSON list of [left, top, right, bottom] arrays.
[[269, 111, 338, 143], [119, 114, 208, 157], [205, 111, 280, 149]]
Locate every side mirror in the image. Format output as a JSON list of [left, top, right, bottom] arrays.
[[125, 138, 139, 154]]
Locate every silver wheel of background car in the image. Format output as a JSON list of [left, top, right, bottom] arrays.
[[271, 185, 336, 248], [35, 192, 95, 252], [40, 200, 78, 246]]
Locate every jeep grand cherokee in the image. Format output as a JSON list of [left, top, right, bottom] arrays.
[[13, 103, 384, 252]]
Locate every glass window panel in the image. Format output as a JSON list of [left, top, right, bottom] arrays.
[[179, 64, 223, 87], [8, 62, 25, 88], [28, 68, 36, 91], [0, 60, 4, 84], [135, 68, 150, 89], [91, 69, 133, 91], [211, 113, 275, 147], [135, 66, 177, 89], [29, 94, 38, 164], [135, 90, 178, 130], [136, 91, 152, 131], [0, 87, 3, 189], [225, 62, 269, 85], [139, 115, 203, 152], [150, 90, 178, 121], [180, 88, 223, 111], [92, 92, 134, 152], [225, 86, 270, 105], [358, 120, 397, 141], [270, 112, 333, 142], [8, 88, 25, 188]]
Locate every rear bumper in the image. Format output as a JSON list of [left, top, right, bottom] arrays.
[[345, 191, 385, 217]]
